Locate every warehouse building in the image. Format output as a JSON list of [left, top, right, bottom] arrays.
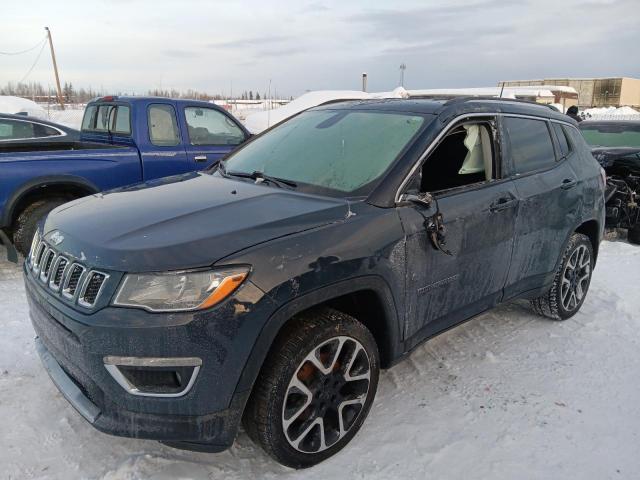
[[498, 77, 640, 108]]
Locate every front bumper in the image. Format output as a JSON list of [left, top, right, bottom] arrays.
[[25, 264, 274, 450]]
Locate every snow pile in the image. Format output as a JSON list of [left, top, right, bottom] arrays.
[[2, 240, 640, 478], [244, 87, 408, 133], [582, 106, 640, 119], [47, 107, 85, 129], [0, 95, 47, 118]]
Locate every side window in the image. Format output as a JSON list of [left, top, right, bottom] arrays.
[[551, 122, 572, 158], [0, 119, 34, 140], [95, 105, 113, 132], [185, 107, 245, 146], [32, 123, 61, 138], [81, 105, 97, 131], [148, 104, 180, 146], [504, 117, 555, 175], [113, 106, 131, 135], [420, 122, 495, 193]]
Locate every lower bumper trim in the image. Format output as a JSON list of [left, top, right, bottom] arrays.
[[35, 336, 101, 423]]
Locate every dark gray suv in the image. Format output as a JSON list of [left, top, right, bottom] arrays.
[[25, 98, 605, 468]]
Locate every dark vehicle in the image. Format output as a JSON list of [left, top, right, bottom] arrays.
[[1, 96, 249, 256], [0, 113, 79, 145], [25, 98, 605, 468], [580, 120, 640, 243]]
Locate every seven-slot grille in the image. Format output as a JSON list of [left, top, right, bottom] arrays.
[[28, 232, 109, 309]]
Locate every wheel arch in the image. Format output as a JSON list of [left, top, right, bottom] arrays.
[[235, 276, 400, 397], [3, 175, 99, 229], [574, 218, 601, 264]]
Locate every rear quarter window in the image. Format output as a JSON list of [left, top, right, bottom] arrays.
[[504, 117, 556, 175], [148, 104, 180, 146], [551, 122, 572, 158]]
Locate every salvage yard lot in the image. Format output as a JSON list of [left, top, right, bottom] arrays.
[[1, 241, 639, 480]]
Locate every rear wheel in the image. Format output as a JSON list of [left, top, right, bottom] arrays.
[[531, 233, 594, 320], [243, 308, 379, 469], [12, 198, 68, 256]]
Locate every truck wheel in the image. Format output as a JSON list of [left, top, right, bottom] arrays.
[[628, 226, 640, 245], [243, 307, 379, 469], [531, 233, 594, 320], [12, 198, 68, 256]]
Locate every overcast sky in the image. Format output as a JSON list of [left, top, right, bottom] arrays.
[[2, 0, 639, 97]]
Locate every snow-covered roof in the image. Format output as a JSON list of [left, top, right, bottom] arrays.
[[0, 96, 47, 118]]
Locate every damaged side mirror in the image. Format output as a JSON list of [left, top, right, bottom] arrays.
[[401, 192, 434, 209]]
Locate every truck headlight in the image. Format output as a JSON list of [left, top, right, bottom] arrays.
[[113, 267, 249, 312]]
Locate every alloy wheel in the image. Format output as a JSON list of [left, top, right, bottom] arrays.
[[560, 244, 591, 312], [282, 336, 371, 453]]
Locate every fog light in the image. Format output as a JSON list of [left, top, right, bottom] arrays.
[[103, 356, 201, 398]]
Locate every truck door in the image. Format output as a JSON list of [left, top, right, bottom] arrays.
[[181, 105, 248, 170], [142, 103, 190, 180], [398, 118, 518, 340]]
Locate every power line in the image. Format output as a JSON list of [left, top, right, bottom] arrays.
[[0, 37, 47, 56], [18, 40, 48, 84]]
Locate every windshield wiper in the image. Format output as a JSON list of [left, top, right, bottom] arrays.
[[225, 170, 297, 189]]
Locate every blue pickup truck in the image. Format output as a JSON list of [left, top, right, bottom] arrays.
[[0, 96, 250, 255]]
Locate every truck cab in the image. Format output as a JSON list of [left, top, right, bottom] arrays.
[[80, 96, 250, 178]]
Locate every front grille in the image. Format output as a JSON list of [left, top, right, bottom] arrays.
[[79, 272, 107, 307], [64, 264, 85, 297], [50, 257, 68, 290], [28, 236, 110, 309]]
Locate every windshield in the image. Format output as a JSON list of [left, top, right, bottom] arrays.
[[580, 123, 640, 148], [222, 109, 427, 196]]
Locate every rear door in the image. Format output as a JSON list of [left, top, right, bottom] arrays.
[[502, 116, 581, 298], [181, 105, 248, 170]]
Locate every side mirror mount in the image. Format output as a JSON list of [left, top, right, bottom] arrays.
[[400, 192, 434, 209]]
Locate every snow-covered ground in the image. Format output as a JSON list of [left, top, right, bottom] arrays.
[[1, 241, 639, 479]]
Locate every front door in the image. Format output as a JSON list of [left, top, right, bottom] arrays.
[[182, 106, 248, 170], [397, 118, 518, 341]]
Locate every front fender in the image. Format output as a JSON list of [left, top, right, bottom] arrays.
[[233, 275, 400, 395]]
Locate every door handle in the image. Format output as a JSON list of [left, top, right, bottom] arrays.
[[194, 155, 208, 162], [560, 178, 578, 190], [489, 197, 517, 213]]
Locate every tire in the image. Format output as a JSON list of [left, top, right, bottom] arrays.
[[12, 198, 68, 256], [531, 233, 594, 320], [629, 226, 640, 245], [243, 307, 380, 469]]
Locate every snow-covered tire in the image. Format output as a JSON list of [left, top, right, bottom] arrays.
[[243, 307, 379, 469], [531, 233, 594, 321], [12, 198, 68, 256], [628, 226, 640, 245]]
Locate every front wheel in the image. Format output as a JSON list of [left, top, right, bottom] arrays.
[[531, 233, 594, 320], [243, 308, 380, 469]]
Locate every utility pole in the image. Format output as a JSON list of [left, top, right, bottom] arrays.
[[45, 27, 65, 110], [399, 63, 406, 87], [362, 72, 367, 92]]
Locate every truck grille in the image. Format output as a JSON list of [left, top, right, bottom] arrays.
[[28, 232, 110, 309]]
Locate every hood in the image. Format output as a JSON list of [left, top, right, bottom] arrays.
[[43, 172, 350, 272], [591, 146, 640, 176]]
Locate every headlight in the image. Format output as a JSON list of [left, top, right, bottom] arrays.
[[113, 267, 249, 312]]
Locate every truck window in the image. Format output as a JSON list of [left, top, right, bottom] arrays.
[[504, 117, 555, 174], [148, 104, 180, 146], [81, 104, 130, 135], [185, 107, 245, 146], [113, 106, 131, 135]]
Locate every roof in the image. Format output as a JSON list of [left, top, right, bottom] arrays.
[[312, 97, 574, 122], [0, 112, 75, 130]]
